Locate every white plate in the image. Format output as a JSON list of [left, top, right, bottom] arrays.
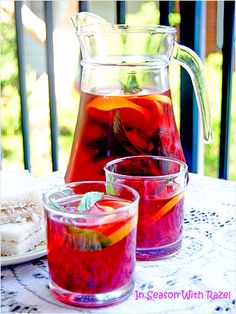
[[1, 244, 47, 267]]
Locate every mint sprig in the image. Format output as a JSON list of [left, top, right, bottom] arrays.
[[49, 199, 64, 211], [120, 73, 141, 94], [65, 225, 112, 251], [78, 191, 104, 213], [113, 111, 145, 154], [106, 175, 115, 196]]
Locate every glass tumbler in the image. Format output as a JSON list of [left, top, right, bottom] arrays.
[[43, 181, 139, 308], [104, 156, 188, 260]]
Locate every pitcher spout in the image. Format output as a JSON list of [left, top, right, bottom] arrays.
[[71, 12, 110, 33], [71, 13, 176, 66]]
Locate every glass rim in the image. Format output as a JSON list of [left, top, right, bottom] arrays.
[[104, 155, 188, 181], [43, 181, 139, 218], [81, 60, 169, 68], [75, 23, 176, 35]]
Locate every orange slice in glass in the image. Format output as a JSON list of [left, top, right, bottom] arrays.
[[150, 192, 184, 225], [107, 214, 138, 245], [65, 213, 138, 249]]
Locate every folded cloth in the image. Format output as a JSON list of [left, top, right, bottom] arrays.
[[0, 170, 45, 256]]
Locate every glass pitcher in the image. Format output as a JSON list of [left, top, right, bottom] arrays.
[[65, 13, 211, 182]]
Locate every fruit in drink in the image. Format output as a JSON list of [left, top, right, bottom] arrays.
[[65, 89, 185, 182], [46, 195, 137, 294], [105, 158, 185, 255], [137, 192, 184, 248]]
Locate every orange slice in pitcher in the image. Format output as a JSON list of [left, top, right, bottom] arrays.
[[86, 96, 151, 130], [128, 95, 171, 135], [142, 94, 172, 105], [87, 96, 146, 114]]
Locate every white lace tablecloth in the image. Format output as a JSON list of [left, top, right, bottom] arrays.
[[1, 173, 236, 314]]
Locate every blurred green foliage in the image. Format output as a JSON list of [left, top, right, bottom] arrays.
[[1, 20, 23, 168], [1, 21, 21, 136], [126, 2, 160, 24]]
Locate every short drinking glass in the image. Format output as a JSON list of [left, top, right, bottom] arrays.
[[43, 181, 139, 307], [104, 156, 188, 260]]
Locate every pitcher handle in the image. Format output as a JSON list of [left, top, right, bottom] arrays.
[[173, 43, 212, 143]]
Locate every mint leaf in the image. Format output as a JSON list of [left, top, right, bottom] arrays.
[[106, 175, 115, 195], [113, 111, 144, 154], [120, 73, 141, 94], [127, 74, 140, 91], [49, 199, 64, 211], [78, 191, 104, 213], [65, 225, 112, 251]]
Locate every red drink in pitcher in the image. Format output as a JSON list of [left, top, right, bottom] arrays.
[[68, 11, 212, 183], [65, 89, 185, 182]]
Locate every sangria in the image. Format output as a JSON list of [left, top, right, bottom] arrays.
[[43, 181, 139, 307], [104, 156, 188, 260], [66, 13, 212, 183], [65, 88, 185, 182]]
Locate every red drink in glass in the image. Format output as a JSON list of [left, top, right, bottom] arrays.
[[134, 187, 184, 255], [104, 156, 188, 260], [43, 182, 139, 307], [65, 89, 185, 182]]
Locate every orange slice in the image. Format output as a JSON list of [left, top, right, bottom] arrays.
[[65, 213, 138, 250], [96, 200, 131, 211], [107, 214, 138, 245], [142, 94, 172, 104], [86, 96, 153, 131], [150, 192, 184, 225], [87, 96, 147, 115]]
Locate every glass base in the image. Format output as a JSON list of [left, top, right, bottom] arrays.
[[49, 280, 134, 308], [136, 238, 182, 261]]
